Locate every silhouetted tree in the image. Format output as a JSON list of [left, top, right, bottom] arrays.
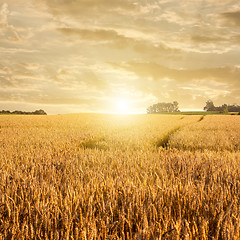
[[0, 109, 47, 115], [220, 104, 228, 114], [204, 100, 216, 111], [228, 104, 240, 112], [173, 101, 179, 112], [147, 101, 180, 113], [204, 100, 240, 112], [33, 109, 47, 115]]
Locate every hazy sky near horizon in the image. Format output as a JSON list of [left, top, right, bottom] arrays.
[[0, 0, 240, 114]]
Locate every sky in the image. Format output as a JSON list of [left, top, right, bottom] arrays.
[[0, 0, 240, 114]]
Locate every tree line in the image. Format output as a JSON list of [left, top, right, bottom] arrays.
[[147, 100, 240, 114], [204, 100, 240, 113], [0, 109, 47, 115]]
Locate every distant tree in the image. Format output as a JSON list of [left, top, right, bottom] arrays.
[[204, 100, 216, 111], [0, 109, 47, 115], [173, 101, 179, 112], [0, 110, 10, 114], [220, 104, 228, 114], [33, 109, 47, 115], [228, 104, 240, 112], [147, 101, 180, 114], [204, 100, 240, 112], [13, 110, 23, 114]]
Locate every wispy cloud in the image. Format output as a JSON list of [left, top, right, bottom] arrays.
[[0, 3, 21, 41]]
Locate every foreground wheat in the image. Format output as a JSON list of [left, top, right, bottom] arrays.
[[0, 114, 239, 239]]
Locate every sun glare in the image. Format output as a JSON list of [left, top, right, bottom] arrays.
[[115, 99, 130, 114]]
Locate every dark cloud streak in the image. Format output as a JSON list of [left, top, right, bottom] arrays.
[[221, 11, 240, 27], [112, 61, 240, 86], [57, 27, 181, 55]]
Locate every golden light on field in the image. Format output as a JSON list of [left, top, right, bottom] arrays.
[[0, 114, 239, 238]]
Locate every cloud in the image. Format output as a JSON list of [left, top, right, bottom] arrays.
[[0, 3, 21, 41], [80, 72, 108, 91], [32, 97, 94, 105], [111, 61, 240, 84], [57, 27, 181, 55], [221, 11, 240, 27], [191, 35, 226, 43], [0, 76, 15, 87], [52, 67, 109, 91], [0, 63, 46, 92], [36, 0, 139, 20], [0, 3, 8, 24], [57, 28, 120, 42], [0, 47, 38, 53]]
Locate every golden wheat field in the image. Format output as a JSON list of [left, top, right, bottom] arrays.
[[0, 114, 240, 239]]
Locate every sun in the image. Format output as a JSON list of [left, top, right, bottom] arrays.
[[115, 98, 130, 114]]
